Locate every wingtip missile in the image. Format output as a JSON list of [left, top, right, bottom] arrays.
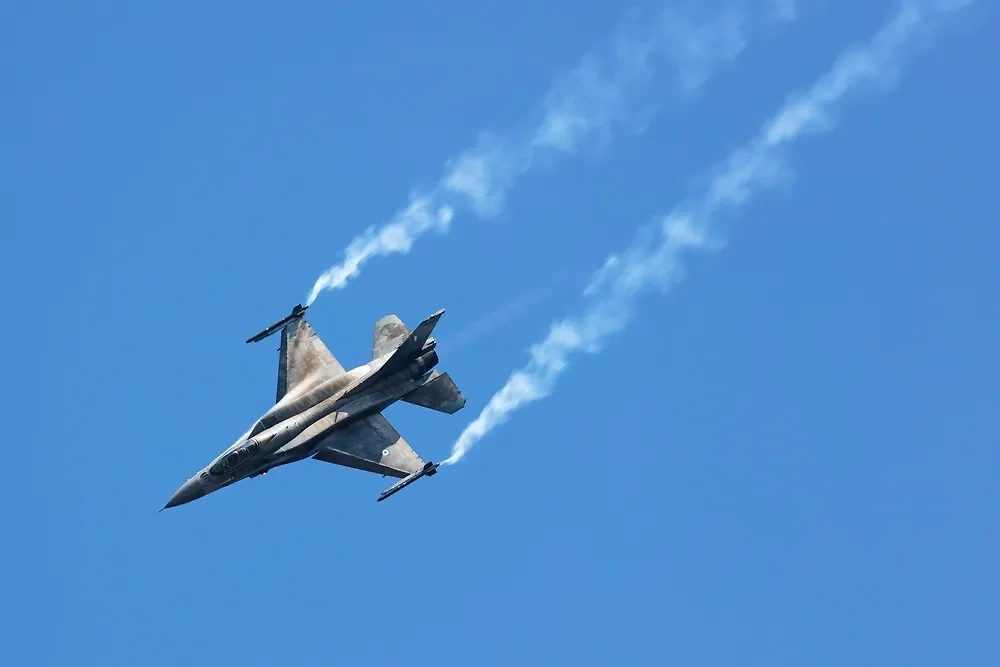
[[246, 304, 309, 344], [377, 461, 439, 502]]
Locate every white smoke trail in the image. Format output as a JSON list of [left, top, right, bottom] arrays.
[[306, 2, 800, 305], [443, 0, 974, 465]]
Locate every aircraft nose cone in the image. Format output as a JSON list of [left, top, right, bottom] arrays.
[[163, 477, 205, 509]]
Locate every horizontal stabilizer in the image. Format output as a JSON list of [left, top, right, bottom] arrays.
[[402, 371, 466, 414]]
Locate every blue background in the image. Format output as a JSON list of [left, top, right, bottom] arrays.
[[4, 1, 997, 665]]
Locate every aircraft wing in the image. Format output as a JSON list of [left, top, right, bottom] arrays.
[[276, 317, 346, 403], [311, 412, 426, 479]]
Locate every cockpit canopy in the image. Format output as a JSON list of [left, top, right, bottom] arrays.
[[209, 439, 259, 476]]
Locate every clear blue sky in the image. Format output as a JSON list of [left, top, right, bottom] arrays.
[[4, 1, 997, 665]]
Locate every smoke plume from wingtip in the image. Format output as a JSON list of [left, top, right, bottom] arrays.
[[443, 0, 974, 465], [305, 201, 455, 306], [305, 2, 801, 305]]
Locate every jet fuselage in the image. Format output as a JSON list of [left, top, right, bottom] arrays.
[[165, 345, 439, 508]]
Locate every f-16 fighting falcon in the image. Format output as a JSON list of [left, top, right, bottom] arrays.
[[163, 304, 466, 509]]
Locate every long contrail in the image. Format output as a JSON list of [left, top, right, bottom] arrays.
[[305, 2, 800, 305], [443, 0, 974, 466]]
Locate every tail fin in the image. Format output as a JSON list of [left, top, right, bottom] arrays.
[[371, 310, 443, 363], [402, 371, 466, 414], [378, 309, 444, 376], [344, 309, 445, 398], [372, 314, 410, 360]]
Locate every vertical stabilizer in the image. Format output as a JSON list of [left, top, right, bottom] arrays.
[[344, 309, 445, 398], [380, 309, 444, 375], [373, 314, 411, 359]]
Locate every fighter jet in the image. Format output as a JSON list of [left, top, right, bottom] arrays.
[[163, 305, 466, 509]]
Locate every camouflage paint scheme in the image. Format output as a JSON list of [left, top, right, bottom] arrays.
[[163, 307, 465, 509]]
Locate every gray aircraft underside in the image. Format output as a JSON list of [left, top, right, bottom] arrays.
[[163, 305, 466, 509]]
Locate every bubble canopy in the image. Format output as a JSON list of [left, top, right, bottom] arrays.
[[209, 439, 259, 476]]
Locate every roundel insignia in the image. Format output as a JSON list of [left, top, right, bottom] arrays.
[[382, 448, 390, 457]]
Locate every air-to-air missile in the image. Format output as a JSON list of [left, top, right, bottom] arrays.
[[245, 304, 308, 344], [377, 461, 440, 502]]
